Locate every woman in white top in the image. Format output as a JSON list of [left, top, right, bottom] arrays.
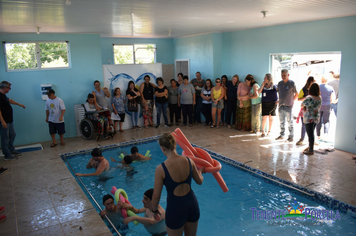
[[92, 80, 113, 131], [84, 93, 109, 138], [92, 80, 110, 108]]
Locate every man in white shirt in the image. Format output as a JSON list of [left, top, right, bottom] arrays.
[[45, 89, 66, 147]]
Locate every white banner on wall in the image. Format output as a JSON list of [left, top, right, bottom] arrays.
[[102, 63, 162, 130]]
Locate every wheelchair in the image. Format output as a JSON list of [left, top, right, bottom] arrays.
[[79, 105, 115, 141]]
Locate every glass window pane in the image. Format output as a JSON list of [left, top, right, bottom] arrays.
[[134, 44, 155, 64], [5, 43, 37, 70], [39, 42, 69, 68], [114, 45, 134, 64]]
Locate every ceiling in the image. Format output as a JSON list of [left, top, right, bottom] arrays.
[[1, 0, 356, 38]]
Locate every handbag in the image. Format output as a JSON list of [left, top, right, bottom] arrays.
[[128, 99, 138, 112]]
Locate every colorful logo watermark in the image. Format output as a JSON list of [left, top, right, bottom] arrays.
[[250, 200, 341, 223]]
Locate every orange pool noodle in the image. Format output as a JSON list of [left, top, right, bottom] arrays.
[[172, 128, 229, 192]]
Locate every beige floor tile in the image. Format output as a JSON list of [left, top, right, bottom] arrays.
[[96, 232, 116, 236], [21, 224, 64, 236], [55, 201, 95, 224], [14, 188, 53, 216], [0, 210, 18, 236], [326, 180, 356, 206], [47, 178, 89, 207], [60, 210, 110, 236], [17, 207, 60, 235]]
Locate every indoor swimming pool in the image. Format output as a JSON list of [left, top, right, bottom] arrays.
[[62, 136, 356, 236]]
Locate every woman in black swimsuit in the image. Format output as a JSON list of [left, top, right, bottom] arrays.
[[151, 133, 204, 236]]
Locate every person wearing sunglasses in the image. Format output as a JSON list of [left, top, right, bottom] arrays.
[[0, 81, 26, 161], [211, 78, 225, 128]]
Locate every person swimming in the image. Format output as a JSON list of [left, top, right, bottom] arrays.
[[111, 147, 151, 163], [76, 148, 110, 177], [110, 155, 138, 180], [119, 188, 167, 236], [99, 194, 128, 231], [130, 146, 151, 161]]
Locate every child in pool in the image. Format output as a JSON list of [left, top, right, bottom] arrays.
[[119, 188, 167, 235], [76, 148, 109, 177]]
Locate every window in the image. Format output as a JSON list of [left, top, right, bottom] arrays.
[[4, 41, 71, 71], [113, 45, 134, 64], [113, 44, 156, 64]]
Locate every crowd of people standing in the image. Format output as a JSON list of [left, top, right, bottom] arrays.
[[104, 70, 338, 147]]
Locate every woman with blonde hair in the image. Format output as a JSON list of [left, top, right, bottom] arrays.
[[249, 76, 262, 134], [258, 73, 278, 137], [295, 76, 315, 145], [151, 133, 204, 236], [211, 78, 225, 128]]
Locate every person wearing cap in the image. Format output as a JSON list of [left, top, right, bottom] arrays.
[[100, 194, 123, 220], [45, 89, 66, 147], [119, 188, 167, 235], [76, 148, 110, 177], [0, 81, 26, 161]]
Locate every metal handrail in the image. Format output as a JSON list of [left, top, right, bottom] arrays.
[[63, 157, 122, 236]]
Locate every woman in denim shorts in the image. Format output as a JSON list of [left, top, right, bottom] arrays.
[[211, 78, 225, 128]]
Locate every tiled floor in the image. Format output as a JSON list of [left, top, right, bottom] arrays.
[[1, 124, 355, 235]]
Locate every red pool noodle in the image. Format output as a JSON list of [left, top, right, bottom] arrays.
[[172, 128, 229, 192], [111, 186, 117, 195], [174, 129, 201, 158]]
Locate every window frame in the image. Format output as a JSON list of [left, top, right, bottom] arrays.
[[113, 43, 156, 65], [3, 41, 72, 72]]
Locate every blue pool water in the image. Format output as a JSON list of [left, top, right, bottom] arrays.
[[63, 138, 356, 236]]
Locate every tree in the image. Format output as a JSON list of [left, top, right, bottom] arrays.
[[39, 42, 68, 65], [114, 46, 134, 64], [5, 43, 37, 70], [5, 42, 69, 70]]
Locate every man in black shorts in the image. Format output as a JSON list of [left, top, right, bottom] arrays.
[[45, 89, 66, 147]]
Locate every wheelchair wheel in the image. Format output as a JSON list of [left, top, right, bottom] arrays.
[[80, 118, 94, 140]]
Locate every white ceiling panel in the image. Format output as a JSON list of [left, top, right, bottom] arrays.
[[0, 0, 355, 38]]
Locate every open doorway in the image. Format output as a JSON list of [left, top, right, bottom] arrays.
[[270, 52, 341, 146]]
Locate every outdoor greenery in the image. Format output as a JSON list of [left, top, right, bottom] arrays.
[[5, 43, 37, 70], [114, 44, 155, 64], [39, 42, 68, 68], [5, 42, 69, 70], [135, 44, 155, 64], [114, 45, 134, 64]]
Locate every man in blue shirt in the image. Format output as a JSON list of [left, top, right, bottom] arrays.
[[317, 75, 335, 139]]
